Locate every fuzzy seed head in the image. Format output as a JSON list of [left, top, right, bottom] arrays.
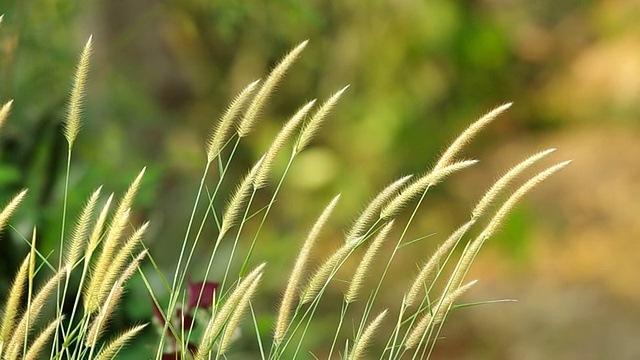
[[94, 324, 147, 360], [405, 280, 477, 349], [346, 175, 412, 242], [207, 79, 261, 162], [5, 270, 67, 359], [433, 102, 511, 172], [218, 273, 262, 354], [472, 148, 556, 219], [0, 99, 13, 132], [478, 161, 571, 243], [275, 194, 341, 342], [23, 316, 63, 360], [253, 99, 316, 189], [295, 85, 349, 152], [238, 40, 308, 137], [85, 193, 114, 262], [350, 309, 388, 360], [405, 220, 474, 307], [0, 189, 28, 233], [381, 160, 478, 219], [301, 239, 358, 304], [65, 186, 102, 271], [219, 157, 263, 239], [1, 255, 30, 341], [64, 36, 93, 147], [197, 264, 266, 359], [93, 222, 149, 312], [346, 221, 394, 303]]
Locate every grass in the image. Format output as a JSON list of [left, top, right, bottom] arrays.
[[0, 25, 569, 360]]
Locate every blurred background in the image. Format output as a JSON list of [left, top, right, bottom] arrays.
[[1, 0, 639, 358]]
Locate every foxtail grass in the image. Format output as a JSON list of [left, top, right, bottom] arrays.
[[0, 100, 13, 131], [274, 194, 341, 343], [0, 35, 151, 360], [0, 32, 569, 360]]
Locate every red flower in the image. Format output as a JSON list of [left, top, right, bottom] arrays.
[[186, 280, 218, 311]]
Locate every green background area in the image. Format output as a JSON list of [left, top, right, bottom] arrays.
[[1, 0, 639, 358]]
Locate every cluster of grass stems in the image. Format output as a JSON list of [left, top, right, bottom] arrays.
[[0, 22, 568, 360]]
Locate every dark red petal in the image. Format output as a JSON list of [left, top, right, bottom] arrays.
[[187, 281, 218, 310], [183, 314, 194, 330]]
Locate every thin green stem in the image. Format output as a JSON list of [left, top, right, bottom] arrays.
[[156, 160, 211, 359], [220, 189, 257, 291], [279, 236, 366, 359], [182, 137, 243, 351], [52, 148, 72, 359], [64, 241, 104, 360], [355, 185, 432, 359], [23, 259, 34, 358], [239, 151, 296, 277], [327, 300, 349, 359], [249, 303, 267, 360]]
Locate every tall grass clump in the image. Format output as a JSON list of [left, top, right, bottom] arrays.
[[0, 25, 568, 359], [0, 34, 149, 360]]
